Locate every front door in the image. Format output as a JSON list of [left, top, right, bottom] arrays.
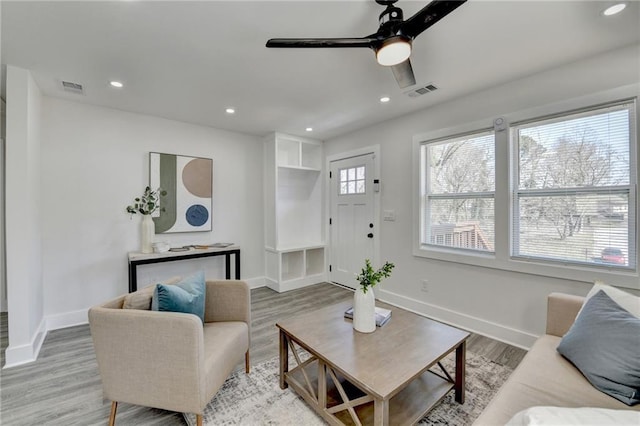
[[329, 153, 375, 289]]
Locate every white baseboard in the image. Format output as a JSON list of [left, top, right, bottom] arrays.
[[245, 276, 266, 290], [46, 309, 89, 331], [3, 318, 47, 369], [265, 274, 326, 293], [378, 289, 537, 350]]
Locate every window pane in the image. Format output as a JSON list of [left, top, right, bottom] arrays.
[[518, 108, 629, 189], [356, 166, 365, 180], [428, 198, 495, 251], [348, 181, 356, 194], [516, 193, 629, 266], [514, 102, 634, 269], [348, 168, 356, 181], [340, 169, 347, 182], [340, 183, 347, 194], [429, 133, 495, 194], [356, 180, 365, 193], [421, 130, 496, 254]]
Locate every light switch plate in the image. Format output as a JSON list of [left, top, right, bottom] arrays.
[[383, 210, 396, 221]]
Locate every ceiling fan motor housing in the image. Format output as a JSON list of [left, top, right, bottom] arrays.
[[379, 5, 404, 30]]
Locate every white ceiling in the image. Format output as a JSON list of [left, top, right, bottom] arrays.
[[2, 0, 639, 140]]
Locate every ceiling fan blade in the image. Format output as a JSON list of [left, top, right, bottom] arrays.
[[402, 0, 467, 39], [266, 38, 376, 48], [391, 59, 416, 89]]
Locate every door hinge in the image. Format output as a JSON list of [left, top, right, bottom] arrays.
[[329, 265, 332, 272], [329, 171, 332, 178], [329, 218, 332, 225]]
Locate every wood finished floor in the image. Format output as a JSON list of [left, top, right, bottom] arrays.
[[0, 283, 526, 425]]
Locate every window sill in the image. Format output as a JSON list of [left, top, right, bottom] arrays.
[[413, 244, 639, 290]]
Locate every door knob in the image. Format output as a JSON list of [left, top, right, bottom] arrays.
[[367, 233, 374, 238]]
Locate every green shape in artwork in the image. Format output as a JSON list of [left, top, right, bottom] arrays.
[[153, 153, 177, 233]]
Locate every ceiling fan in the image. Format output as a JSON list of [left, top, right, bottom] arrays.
[[266, 0, 467, 89]]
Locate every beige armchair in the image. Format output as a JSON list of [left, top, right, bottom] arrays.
[[89, 280, 251, 426]]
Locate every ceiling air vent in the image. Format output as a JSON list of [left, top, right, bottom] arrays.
[[404, 83, 438, 98], [61, 80, 84, 95]]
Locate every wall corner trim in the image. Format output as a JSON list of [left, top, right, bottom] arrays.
[[3, 318, 47, 369]]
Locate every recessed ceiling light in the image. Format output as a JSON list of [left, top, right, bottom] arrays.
[[380, 96, 391, 103], [603, 2, 626, 16], [109, 81, 123, 88], [225, 108, 235, 114], [305, 127, 313, 132]]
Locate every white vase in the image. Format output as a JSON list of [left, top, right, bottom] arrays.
[[353, 286, 376, 333], [140, 214, 155, 254]]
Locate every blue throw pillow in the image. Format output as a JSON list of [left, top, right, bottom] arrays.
[[557, 290, 640, 405], [151, 271, 206, 323]]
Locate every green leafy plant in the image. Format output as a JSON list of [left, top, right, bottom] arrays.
[[355, 259, 395, 294], [126, 186, 167, 216]]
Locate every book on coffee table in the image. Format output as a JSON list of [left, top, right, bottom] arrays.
[[344, 306, 392, 327]]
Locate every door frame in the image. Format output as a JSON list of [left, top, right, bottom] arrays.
[[325, 145, 381, 287]]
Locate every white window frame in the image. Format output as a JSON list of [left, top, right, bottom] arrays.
[[413, 88, 639, 290], [510, 100, 636, 271], [419, 129, 496, 254]]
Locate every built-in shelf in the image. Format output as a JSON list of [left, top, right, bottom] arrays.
[[277, 136, 322, 169], [264, 132, 326, 293], [265, 245, 326, 291], [306, 248, 325, 276], [281, 250, 304, 282], [277, 165, 321, 172]]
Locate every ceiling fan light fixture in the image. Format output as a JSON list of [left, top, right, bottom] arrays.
[[376, 36, 411, 66]]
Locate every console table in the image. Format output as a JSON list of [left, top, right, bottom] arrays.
[[127, 246, 241, 292]]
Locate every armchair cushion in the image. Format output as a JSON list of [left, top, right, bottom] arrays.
[[123, 276, 181, 310], [152, 271, 206, 322]]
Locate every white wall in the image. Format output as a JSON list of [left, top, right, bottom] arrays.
[[1, 97, 7, 312], [4, 66, 46, 367], [38, 98, 264, 330], [324, 45, 640, 349]]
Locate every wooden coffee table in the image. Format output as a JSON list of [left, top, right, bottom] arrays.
[[276, 301, 470, 426]]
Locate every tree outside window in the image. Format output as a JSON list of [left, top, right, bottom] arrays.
[[513, 103, 634, 268]]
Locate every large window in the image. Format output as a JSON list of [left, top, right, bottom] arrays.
[[415, 98, 638, 281], [420, 131, 495, 252], [512, 101, 636, 269]]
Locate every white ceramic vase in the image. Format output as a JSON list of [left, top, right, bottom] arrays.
[[353, 286, 376, 333], [140, 214, 155, 254]]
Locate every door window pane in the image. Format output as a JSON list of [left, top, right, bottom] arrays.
[[339, 166, 366, 195]]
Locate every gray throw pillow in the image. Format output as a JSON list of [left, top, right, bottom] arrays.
[[557, 290, 640, 406]]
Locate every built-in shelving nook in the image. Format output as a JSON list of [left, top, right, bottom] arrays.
[[264, 132, 326, 292]]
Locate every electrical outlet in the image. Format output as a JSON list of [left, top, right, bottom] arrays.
[[421, 279, 429, 292]]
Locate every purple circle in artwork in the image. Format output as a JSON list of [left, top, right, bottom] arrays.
[[186, 204, 209, 227]]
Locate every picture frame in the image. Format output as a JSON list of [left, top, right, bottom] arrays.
[[149, 152, 213, 233]]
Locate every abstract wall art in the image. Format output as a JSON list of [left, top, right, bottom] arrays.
[[149, 152, 213, 233]]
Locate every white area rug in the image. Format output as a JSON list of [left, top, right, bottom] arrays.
[[184, 351, 513, 426]]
